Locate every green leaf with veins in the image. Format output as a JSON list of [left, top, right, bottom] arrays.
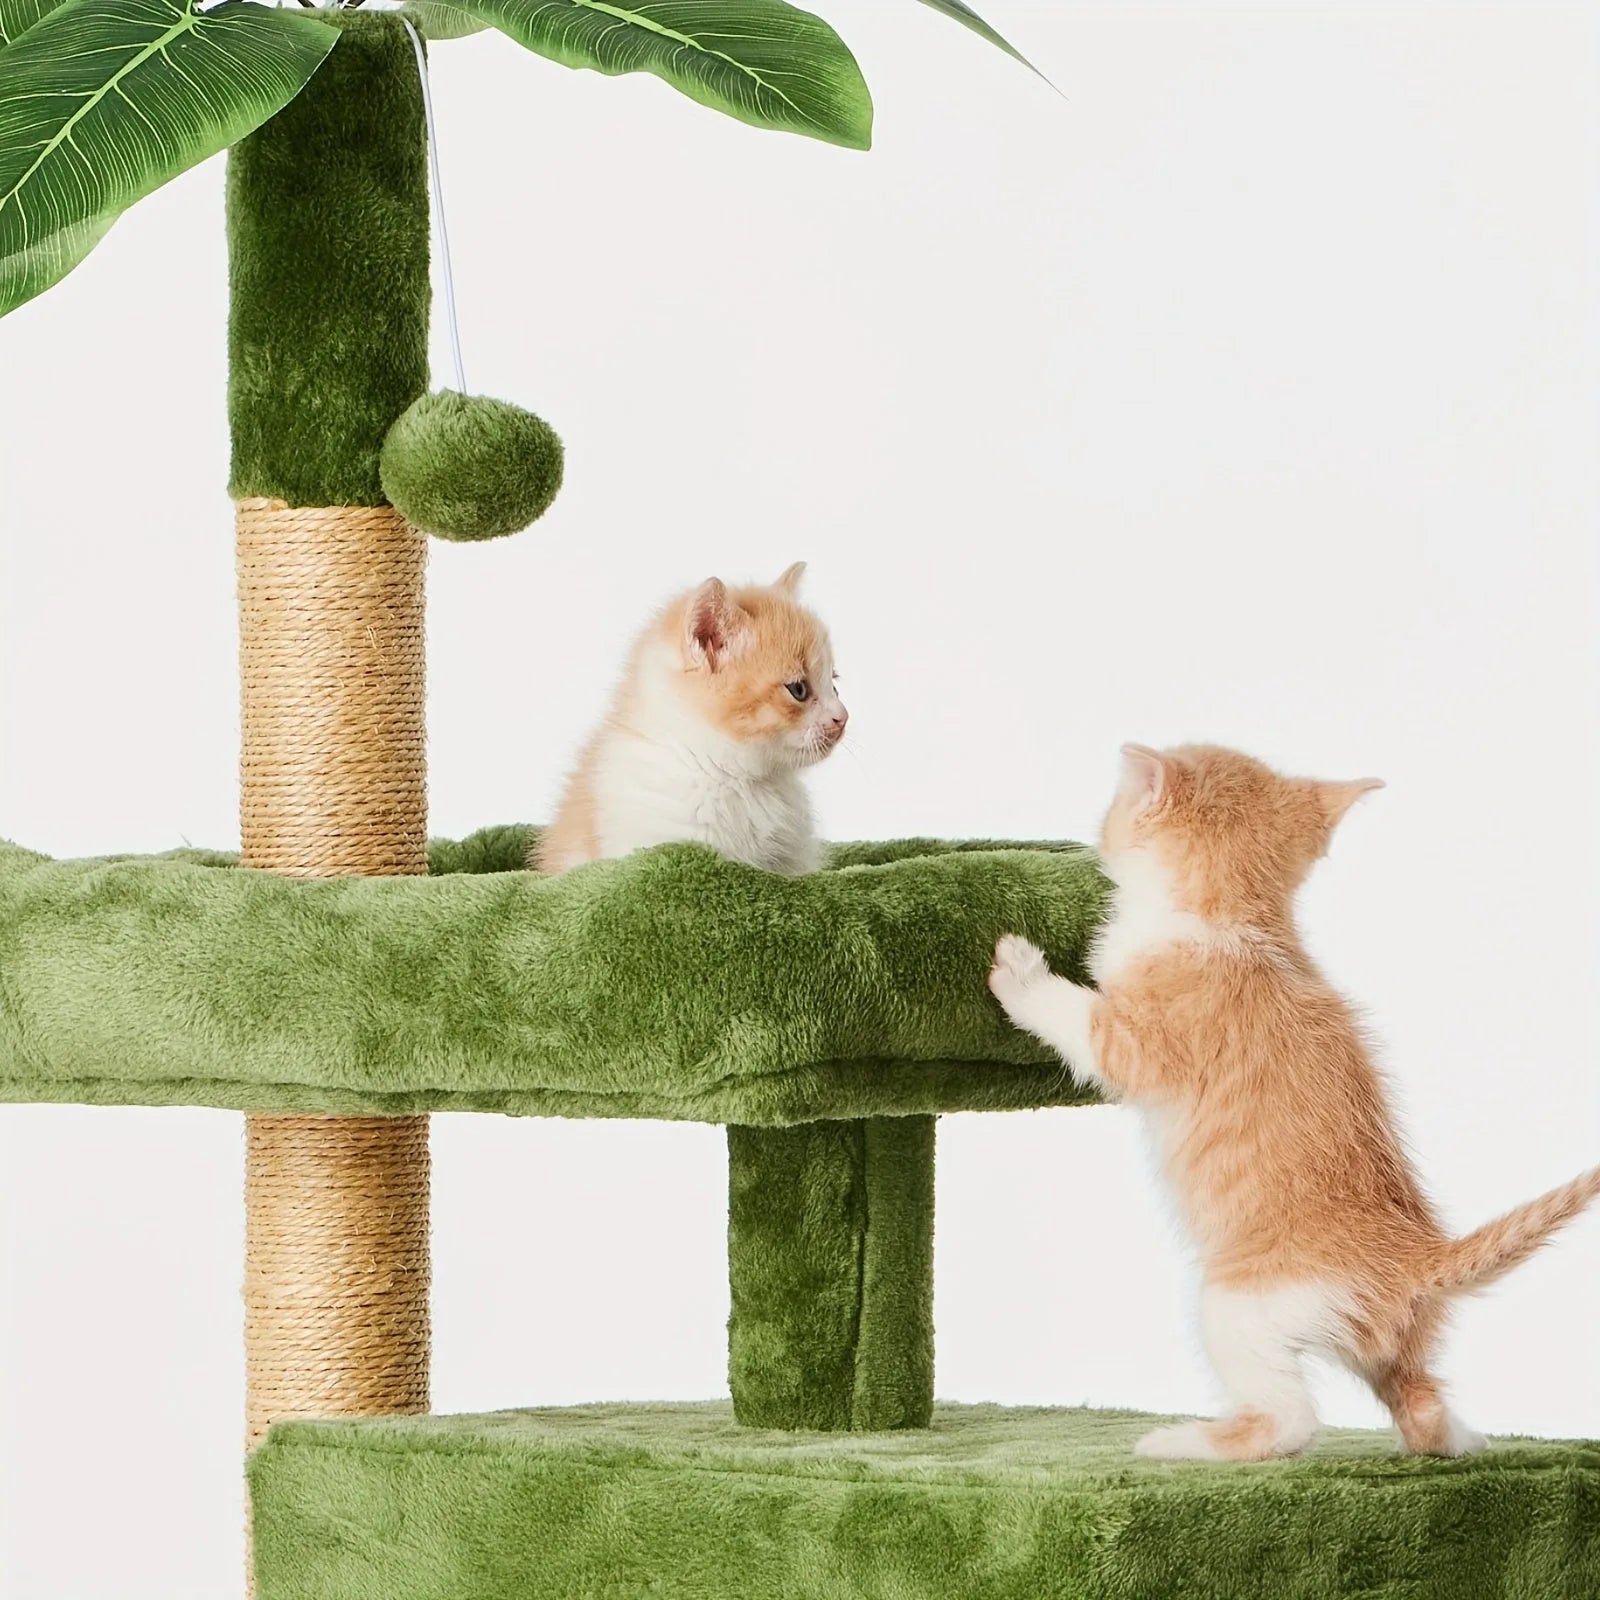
[[0, 0, 68, 48], [0, 0, 338, 319], [0, 209, 117, 319], [413, 0, 873, 149], [400, 0, 490, 40]]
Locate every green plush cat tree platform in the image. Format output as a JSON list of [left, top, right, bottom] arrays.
[[0, 829, 1104, 1123], [254, 1405, 1599, 1600]]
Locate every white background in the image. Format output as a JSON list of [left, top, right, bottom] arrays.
[[3, 3, 1599, 1595]]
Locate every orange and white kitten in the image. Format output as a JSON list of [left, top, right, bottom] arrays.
[[990, 743, 1600, 1462], [535, 564, 847, 875]]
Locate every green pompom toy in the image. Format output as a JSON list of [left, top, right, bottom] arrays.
[[380, 389, 564, 542]]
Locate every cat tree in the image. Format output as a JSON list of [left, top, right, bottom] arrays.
[[1, 8, 1595, 1598]]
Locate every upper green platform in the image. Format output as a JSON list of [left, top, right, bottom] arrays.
[[0, 828, 1105, 1125]]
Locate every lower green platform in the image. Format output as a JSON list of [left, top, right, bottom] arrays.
[[250, 1402, 1599, 1599]]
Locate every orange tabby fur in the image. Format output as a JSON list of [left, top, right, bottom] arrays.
[[990, 743, 1600, 1461]]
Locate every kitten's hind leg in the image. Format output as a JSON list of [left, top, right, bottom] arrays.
[[1360, 1317, 1486, 1458], [1136, 1284, 1331, 1462], [988, 936, 1107, 1091]]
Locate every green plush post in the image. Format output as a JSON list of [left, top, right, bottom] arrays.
[[227, 13, 430, 507], [727, 1117, 935, 1432]]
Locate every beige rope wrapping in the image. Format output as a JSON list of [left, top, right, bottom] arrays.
[[244, 1115, 431, 1448], [237, 498, 428, 878], [236, 499, 432, 1470]]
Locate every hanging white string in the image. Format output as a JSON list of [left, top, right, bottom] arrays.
[[401, 18, 467, 394]]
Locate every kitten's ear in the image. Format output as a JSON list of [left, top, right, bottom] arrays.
[[1313, 777, 1385, 829], [773, 561, 806, 596], [1119, 743, 1169, 812], [684, 578, 746, 669]]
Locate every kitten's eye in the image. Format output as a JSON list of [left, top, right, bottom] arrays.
[[786, 680, 810, 702]]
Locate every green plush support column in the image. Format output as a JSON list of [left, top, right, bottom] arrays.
[[727, 1117, 935, 1432], [227, 12, 429, 506]]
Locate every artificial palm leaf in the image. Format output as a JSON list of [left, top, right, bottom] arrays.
[[0, 210, 117, 323], [0, 0, 68, 47], [400, 0, 488, 41], [0, 0, 337, 319], [409, 0, 873, 150], [912, 0, 1049, 82]]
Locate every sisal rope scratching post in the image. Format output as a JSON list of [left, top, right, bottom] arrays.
[[239, 500, 431, 1450], [244, 1115, 430, 1448], [238, 504, 432, 1553], [236, 501, 428, 886]]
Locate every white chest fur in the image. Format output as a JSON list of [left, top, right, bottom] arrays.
[[1089, 849, 1243, 1232], [1089, 848, 1221, 985], [592, 733, 820, 875]]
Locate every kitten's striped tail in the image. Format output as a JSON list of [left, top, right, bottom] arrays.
[[1426, 1165, 1600, 1295]]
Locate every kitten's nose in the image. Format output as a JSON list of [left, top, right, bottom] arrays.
[[827, 704, 848, 737]]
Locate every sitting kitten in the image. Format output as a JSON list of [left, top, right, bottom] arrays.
[[990, 742, 1600, 1462], [535, 564, 847, 875]]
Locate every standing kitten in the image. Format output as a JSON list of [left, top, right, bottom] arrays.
[[989, 743, 1600, 1462], [535, 564, 847, 875]]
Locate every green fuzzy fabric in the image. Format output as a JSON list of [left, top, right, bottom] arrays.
[[0, 829, 1105, 1124], [250, 1402, 1600, 1600], [381, 390, 565, 540], [227, 14, 430, 507], [728, 1118, 934, 1431]]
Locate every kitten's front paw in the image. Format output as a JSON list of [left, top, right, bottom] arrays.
[[989, 935, 1051, 1006]]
